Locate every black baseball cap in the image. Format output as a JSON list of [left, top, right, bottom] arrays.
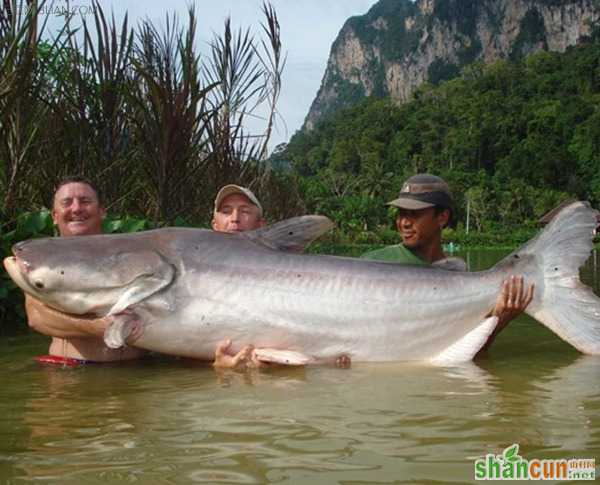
[[386, 174, 453, 210]]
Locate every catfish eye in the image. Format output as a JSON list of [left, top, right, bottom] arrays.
[[34, 281, 44, 289]]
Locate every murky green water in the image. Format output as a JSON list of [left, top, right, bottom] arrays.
[[1, 250, 599, 483]]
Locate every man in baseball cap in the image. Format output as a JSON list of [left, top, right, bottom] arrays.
[[362, 173, 456, 266], [212, 184, 266, 233], [387, 173, 454, 213], [362, 173, 533, 355]]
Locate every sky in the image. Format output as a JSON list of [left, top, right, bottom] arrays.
[[40, 0, 380, 152]]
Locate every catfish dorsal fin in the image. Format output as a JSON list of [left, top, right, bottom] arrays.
[[244, 215, 334, 253]]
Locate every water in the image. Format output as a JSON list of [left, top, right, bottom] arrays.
[[1, 250, 599, 484]]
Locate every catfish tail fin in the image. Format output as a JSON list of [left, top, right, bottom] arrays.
[[494, 201, 600, 355]]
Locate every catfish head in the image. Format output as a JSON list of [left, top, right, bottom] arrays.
[[3, 234, 175, 316]]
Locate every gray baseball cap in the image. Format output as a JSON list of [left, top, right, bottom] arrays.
[[214, 184, 263, 216], [387, 174, 453, 210]]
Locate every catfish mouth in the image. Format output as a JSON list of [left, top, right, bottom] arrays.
[[5, 240, 177, 317], [4, 252, 145, 294], [3, 255, 84, 315], [3, 255, 45, 298], [8, 242, 36, 288], [4, 254, 115, 316], [11, 255, 30, 274]]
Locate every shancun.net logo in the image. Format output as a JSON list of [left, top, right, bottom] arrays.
[[474, 444, 596, 481]]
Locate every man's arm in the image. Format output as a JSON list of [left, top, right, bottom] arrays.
[[477, 276, 534, 355], [26, 294, 109, 339]]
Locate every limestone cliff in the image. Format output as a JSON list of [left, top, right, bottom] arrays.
[[304, 0, 600, 130]]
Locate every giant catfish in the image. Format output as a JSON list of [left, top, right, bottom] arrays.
[[4, 202, 600, 364]]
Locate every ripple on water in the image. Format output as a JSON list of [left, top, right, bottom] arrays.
[[2, 319, 600, 483]]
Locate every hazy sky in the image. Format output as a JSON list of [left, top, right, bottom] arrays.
[[42, 0, 380, 151]]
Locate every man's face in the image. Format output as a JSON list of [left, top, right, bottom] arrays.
[[212, 193, 265, 233], [52, 182, 105, 237], [395, 207, 448, 249]]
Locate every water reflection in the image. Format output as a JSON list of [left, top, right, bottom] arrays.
[[530, 355, 600, 453], [3, 350, 596, 483]]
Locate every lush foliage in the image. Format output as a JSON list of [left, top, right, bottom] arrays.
[[0, 1, 297, 227], [282, 38, 600, 242]]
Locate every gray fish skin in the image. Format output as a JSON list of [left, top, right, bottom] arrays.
[[4, 205, 600, 363], [141, 234, 502, 361]]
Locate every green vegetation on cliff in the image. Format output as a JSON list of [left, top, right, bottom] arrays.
[[347, 0, 420, 62], [308, 0, 598, 130], [284, 38, 600, 244]]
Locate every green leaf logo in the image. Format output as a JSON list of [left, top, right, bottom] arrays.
[[503, 444, 520, 463]]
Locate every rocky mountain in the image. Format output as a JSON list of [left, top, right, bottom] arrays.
[[304, 0, 600, 130]]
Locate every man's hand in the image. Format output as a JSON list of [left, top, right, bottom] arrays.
[[106, 310, 144, 346], [213, 339, 265, 369], [492, 275, 534, 324], [478, 275, 534, 354], [335, 354, 351, 368]]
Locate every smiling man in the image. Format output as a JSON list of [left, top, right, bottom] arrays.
[[52, 178, 105, 236], [362, 174, 458, 268], [361, 173, 534, 353], [25, 177, 145, 365]]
